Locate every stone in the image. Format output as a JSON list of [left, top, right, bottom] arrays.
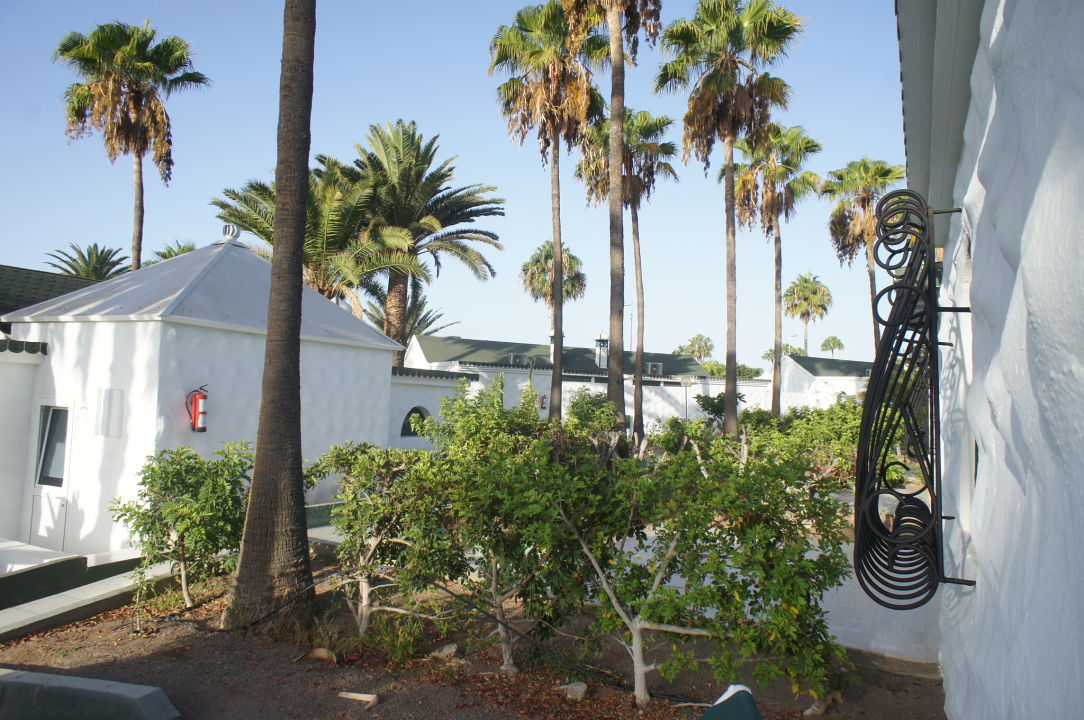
[[427, 642, 458, 660], [558, 682, 588, 702]]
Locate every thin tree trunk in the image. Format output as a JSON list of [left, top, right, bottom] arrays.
[[631, 202, 645, 442], [131, 152, 144, 271], [722, 135, 738, 435], [221, 0, 316, 634], [772, 214, 782, 417], [866, 237, 880, 353], [605, 2, 626, 424], [548, 127, 564, 422], [630, 622, 650, 708], [803, 318, 809, 355], [491, 555, 517, 674], [385, 271, 409, 367], [178, 544, 193, 609]]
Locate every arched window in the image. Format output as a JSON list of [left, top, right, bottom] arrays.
[[400, 406, 430, 437]]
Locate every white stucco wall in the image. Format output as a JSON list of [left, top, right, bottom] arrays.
[[937, 2, 1084, 717], [0, 352, 45, 540], [388, 375, 470, 450]]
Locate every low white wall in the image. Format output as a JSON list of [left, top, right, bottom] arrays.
[[388, 374, 469, 450]]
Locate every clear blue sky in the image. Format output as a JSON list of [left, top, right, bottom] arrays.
[[0, 1, 904, 365]]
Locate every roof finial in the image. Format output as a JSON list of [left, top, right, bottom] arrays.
[[222, 224, 240, 242]]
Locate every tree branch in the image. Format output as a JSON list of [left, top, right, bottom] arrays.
[[638, 621, 712, 637]]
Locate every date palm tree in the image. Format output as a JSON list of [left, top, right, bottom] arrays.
[[45, 243, 128, 280], [354, 121, 505, 366], [735, 123, 821, 416], [656, 0, 802, 435], [564, 0, 662, 426], [491, 1, 606, 420], [674, 333, 714, 363], [820, 335, 843, 358], [151, 240, 196, 262], [819, 157, 905, 352], [784, 272, 832, 355], [520, 242, 588, 353], [54, 21, 209, 271], [221, 0, 316, 633], [576, 109, 678, 439], [364, 276, 459, 344]]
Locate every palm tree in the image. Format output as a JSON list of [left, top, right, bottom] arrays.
[[354, 121, 505, 366], [213, 158, 428, 319], [734, 123, 821, 416], [819, 157, 905, 352], [491, 1, 606, 421], [45, 243, 128, 279], [783, 272, 832, 355], [656, 0, 802, 435], [762, 342, 803, 360], [54, 22, 209, 271], [821, 335, 844, 358], [520, 242, 588, 351], [564, 0, 662, 428], [674, 333, 714, 363], [577, 109, 678, 440], [153, 240, 196, 261], [364, 276, 460, 343], [221, 0, 315, 633]]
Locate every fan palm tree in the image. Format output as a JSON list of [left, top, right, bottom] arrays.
[[820, 335, 844, 358], [520, 242, 588, 351], [674, 333, 714, 363], [54, 22, 209, 271], [364, 276, 460, 344], [819, 157, 905, 352], [577, 109, 678, 439], [45, 243, 128, 279], [221, 0, 315, 633], [564, 0, 662, 427], [353, 121, 505, 366], [734, 123, 821, 416], [490, 1, 606, 421], [784, 272, 832, 355], [212, 157, 428, 318], [655, 0, 802, 435]]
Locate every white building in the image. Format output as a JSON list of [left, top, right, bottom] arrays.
[[0, 239, 400, 555], [895, 1, 1084, 717], [776, 354, 871, 411]]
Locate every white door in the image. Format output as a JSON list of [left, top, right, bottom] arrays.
[[29, 406, 70, 550]]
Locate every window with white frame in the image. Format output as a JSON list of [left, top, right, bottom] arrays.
[[36, 407, 68, 487]]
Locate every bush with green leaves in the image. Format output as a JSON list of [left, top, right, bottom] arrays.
[[112, 442, 251, 608]]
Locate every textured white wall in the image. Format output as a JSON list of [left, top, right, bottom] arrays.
[[388, 376, 467, 450], [938, 1, 1084, 717], [0, 353, 46, 540]]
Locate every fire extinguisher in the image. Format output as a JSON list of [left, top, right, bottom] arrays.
[[186, 385, 208, 432]]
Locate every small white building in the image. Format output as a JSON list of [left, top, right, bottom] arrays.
[[776, 354, 872, 411], [0, 239, 400, 555]]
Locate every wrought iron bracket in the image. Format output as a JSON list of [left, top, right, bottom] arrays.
[[853, 189, 975, 610]]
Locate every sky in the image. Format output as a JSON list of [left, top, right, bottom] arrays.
[[0, 1, 905, 366]]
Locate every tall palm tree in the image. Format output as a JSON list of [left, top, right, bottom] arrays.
[[576, 109, 678, 440], [820, 335, 843, 358], [354, 121, 505, 366], [364, 276, 460, 344], [54, 22, 209, 271], [783, 272, 832, 355], [213, 158, 427, 318], [45, 243, 128, 279], [734, 123, 821, 416], [656, 0, 802, 435], [564, 0, 662, 428], [520, 242, 588, 352], [491, 1, 606, 421], [819, 157, 905, 353], [221, 0, 315, 633]]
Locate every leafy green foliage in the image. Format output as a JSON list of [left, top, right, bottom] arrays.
[[695, 391, 747, 427], [701, 360, 763, 379], [112, 443, 251, 608], [763, 343, 805, 361], [45, 243, 128, 279]]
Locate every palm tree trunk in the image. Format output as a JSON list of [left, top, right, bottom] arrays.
[[548, 127, 564, 422], [803, 318, 809, 355], [772, 215, 782, 417], [385, 272, 409, 367], [221, 0, 316, 634], [722, 134, 739, 435], [132, 152, 144, 271], [631, 202, 645, 442], [865, 237, 880, 353], [605, 1, 626, 424]]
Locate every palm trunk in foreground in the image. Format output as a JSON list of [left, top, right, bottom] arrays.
[[384, 271, 409, 367], [605, 2, 627, 424], [131, 152, 144, 270], [771, 216, 782, 417], [631, 202, 645, 442], [221, 0, 317, 634], [548, 127, 564, 422], [865, 238, 880, 354], [722, 135, 738, 435]]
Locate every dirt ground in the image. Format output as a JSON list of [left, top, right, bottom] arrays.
[[0, 574, 946, 720]]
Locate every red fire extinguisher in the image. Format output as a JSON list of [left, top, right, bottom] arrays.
[[187, 385, 208, 432]]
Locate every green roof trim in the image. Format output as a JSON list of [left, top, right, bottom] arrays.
[[0, 265, 98, 317], [788, 354, 873, 377], [0, 338, 47, 355], [392, 366, 479, 382], [416, 336, 707, 377]]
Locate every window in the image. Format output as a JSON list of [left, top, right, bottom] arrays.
[[646, 362, 663, 377], [36, 407, 68, 487], [400, 407, 430, 437]]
